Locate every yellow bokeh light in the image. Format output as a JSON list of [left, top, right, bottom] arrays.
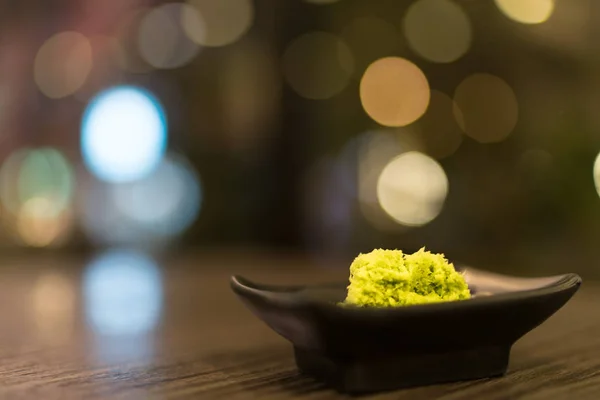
[[34, 31, 92, 99], [418, 90, 464, 159], [283, 32, 354, 100], [403, 0, 472, 63], [453, 73, 519, 143], [138, 4, 201, 69], [32, 273, 75, 344], [377, 151, 448, 227], [495, 0, 554, 24], [17, 197, 72, 247], [360, 57, 430, 127], [185, 0, 253, 47], [181, 3, 206, 45], [593, 152, 600, 198]]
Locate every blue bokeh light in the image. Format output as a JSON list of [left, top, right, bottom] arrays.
[[113, 153, 202, 238], [78, 153, 201, 247], [81, 85, 167, 183], [83, 249, 163, 336]]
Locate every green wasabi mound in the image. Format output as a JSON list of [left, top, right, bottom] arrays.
[[343, 248, 471, 307]]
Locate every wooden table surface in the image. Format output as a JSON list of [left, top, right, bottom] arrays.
[[0, 252, 598, 399]]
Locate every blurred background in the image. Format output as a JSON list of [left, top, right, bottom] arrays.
[[0, 0, 599, 278]]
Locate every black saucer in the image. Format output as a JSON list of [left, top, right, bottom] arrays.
[[230, 268, 581, 393]]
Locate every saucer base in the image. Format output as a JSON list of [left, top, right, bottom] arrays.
[[294, 345, 509, 393]]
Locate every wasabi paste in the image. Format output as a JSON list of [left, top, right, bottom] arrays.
[[344, 248, 471, 307]]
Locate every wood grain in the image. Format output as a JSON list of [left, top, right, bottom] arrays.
[[0, 253, 596, 399]]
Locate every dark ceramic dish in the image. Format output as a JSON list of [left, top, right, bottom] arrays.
[[230, 268, 581, 393]]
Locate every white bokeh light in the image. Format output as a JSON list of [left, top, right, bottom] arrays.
[[377, 151, 448, 226], [594, 152, 600, 198], [81, 86, 167, 183]]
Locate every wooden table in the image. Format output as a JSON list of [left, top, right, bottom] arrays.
[[0, 252, 597, 399]]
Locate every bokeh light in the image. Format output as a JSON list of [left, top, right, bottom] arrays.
[[18, 148, 74, 216], [34, 31, 93, 98], [348, 129, 424, 231], [78, 176, 136, 246], [594, 152, 600, 198], [0, 148, 75, 247], [358, 134, 405, 232], [112, 154, 202, 237], [32, 273, 74, 344], [357, 130, 421, 206], [453, 73, 519, 143], [360, 57, 430, 127], [377, 151, 448, 226], [17, 197, 73, 247], [495, 0, 555, 24], [81, 86, 167, 183], [282, 32, 354, 100], [84, 249, 162, 336], [138, 3, 201, 69], [403, 0, 472, 63], [184, 0, 253, 47], [418, 90, 464, 159], [79, 153, 201, 246], [341, 17, 401, 75]]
